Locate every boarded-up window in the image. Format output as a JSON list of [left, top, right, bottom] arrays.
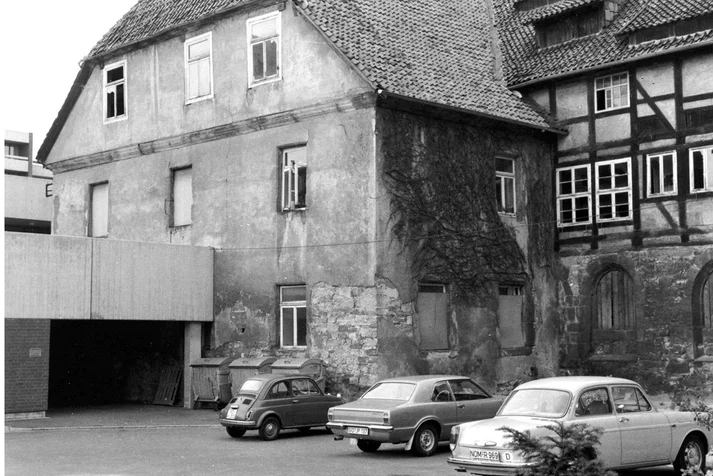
[[704, 272, 713, 329], [595, 269, 634, 330], [90, 182, 109, 237], [172, 167, 193, 227], [417, 284, 448, 350], [498, 285, 524, 348]]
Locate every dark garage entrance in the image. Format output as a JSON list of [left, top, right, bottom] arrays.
[[49, 320, 183, 408]]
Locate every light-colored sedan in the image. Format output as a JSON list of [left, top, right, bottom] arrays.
[[447, 376, 712, 475], [327, 375, 503, 456]]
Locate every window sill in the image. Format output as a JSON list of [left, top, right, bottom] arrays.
[[170, 224, 192, 230], [248, 76, 282, 89], [103, 115, 127, 125], [185, 95, 214, 105]]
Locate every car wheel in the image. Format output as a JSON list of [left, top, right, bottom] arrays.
[[673, 435, 706, 474], [356, 439, 381, 453], [258, 416, 281, 441], [410, 424, 439, 457], [226, 427, 246, 438]]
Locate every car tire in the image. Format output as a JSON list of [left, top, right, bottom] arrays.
[[410, 423, 439, 457], [673, 435, 706, 474], [226, 427, 246, 438], [259, 416, 281, 441], [356, 439, 381, 453]]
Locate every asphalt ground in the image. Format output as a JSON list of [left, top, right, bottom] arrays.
[[4, 403, 221, 432]]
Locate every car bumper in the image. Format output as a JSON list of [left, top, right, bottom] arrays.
[[219, 419, 258, 429], [447, 456, 531, 476], [327, 422, 410, 443]]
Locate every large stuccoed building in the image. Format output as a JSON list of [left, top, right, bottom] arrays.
[[5, 0, 713, 417]]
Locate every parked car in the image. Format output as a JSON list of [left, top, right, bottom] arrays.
[[447, 376, 713, 475], [327, 375, 503, 456], [219, 373, 343, 440]]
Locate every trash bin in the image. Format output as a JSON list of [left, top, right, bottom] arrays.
[[228, 357, 276, 397], [270, 358, 326, 392], [190, 357, 232, 409]]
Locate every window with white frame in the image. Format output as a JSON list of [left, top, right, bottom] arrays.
[[185, 33, 213, 102], [247, 13, 280, 86], [496, 157, 516, 214], [280, 285, 306, 348], [556, 164, 591, 226], [690, 146, 713, 192], [595, 73, 629, 113], [90, 182, 109, 237], [172, 167, 193, 227], [281, 146, 307, 211], [596, 158, 631, 222], [647, 152, 677, 196], [104, 61, 126, 121]]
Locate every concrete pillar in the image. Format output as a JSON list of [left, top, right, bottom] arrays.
[[183, 322, 202, 409]]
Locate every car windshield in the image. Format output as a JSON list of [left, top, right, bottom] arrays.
[[499, 389, 571, 418], [239, 379, 264, 394], [361, 382, 416, 401]]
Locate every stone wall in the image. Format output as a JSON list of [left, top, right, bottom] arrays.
[[558, 244, 713, 396]]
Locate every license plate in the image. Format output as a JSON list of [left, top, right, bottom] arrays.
[[227, 408, 238, 419], [347, 427, 369, 435], [470, 449, 500, 462]]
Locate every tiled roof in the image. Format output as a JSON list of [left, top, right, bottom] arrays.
[[522, 0, 603, 24], [618, 0, 713, 33], [494, 0, 713, 86], [88, 0, 248, 58], [298, 0, 553, 129], [87, 0, 554, 130]]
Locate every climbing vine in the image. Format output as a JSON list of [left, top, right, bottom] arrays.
[[380, 110, 529, 301]]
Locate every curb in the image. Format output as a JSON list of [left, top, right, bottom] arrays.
[[6, 423, 222, 433]]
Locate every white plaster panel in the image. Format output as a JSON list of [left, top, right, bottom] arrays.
[[555, 81, 588, 120], [682, 52, 713, 97], [595, 114, 631, 142], [558, 121, 589, 151], [637, 62, 674, 97]]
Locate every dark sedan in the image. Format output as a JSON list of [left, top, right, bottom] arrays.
[[327, 375, 503, 456], [219, 373, 343, 440]]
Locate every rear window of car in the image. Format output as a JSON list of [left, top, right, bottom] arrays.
[[361, 382, 416, 401], [239, 379, 264, 394], [499, 389, 571, 418]]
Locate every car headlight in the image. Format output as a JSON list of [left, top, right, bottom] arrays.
[[449, 425, 460, 451]]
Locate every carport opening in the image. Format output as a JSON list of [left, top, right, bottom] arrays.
[[49, 320, 183, 408]]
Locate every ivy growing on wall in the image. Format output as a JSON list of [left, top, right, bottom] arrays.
[[380, 110, 529, 301]]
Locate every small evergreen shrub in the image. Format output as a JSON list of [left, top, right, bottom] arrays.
[[499, 421, 616, 476]]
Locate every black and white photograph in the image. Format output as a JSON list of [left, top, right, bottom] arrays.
[[3, 0, 713, 475]]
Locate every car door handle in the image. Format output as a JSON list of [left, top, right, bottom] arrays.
[[619, 417, 629, 422], [293, 399, 299, 403], [457, 404, 465, 409]]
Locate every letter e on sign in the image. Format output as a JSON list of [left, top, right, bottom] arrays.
[[29, 348, 42, 358]]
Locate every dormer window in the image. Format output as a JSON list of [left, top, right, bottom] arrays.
[[535, 5, 603, 47]]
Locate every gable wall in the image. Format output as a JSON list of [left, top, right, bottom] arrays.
[[45, 1, 371, 164]]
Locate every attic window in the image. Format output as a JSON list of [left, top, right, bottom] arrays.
[[247, 12, 281, 86], [536, 6, 603, 47], [516, 0, 560, 11], [628, 14, 713, 46], [103, 60, 126, 122]]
